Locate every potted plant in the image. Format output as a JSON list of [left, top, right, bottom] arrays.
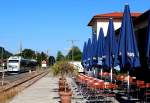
[[52, 60, 78, 103]]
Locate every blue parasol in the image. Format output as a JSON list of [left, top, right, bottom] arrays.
[[146, 12, 150, 68], [118, 5, 140, 69], [97, 28, 105, 66], [86, 38, 92, 71], [91, 33, 98, 67], [117, 4, 141, 99], [97, 28, 105, 78], [81, 42, 87, 68], [104, 18, 118, 82], [90, 33, 98, 77]]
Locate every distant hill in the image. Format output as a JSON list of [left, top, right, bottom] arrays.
[[0, 47, 13, 59]]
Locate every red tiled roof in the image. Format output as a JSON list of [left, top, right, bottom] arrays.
[[88, 12, 142, 26], [95, 12, 141, 18]]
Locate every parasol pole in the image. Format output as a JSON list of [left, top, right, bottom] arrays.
[[110, 67, 113, 83], [100, 68, 103, 79], [127, 71, 130, 100]]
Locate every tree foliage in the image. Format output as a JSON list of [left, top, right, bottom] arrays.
[[36, 52, 47, 65], [0, 47, 13, 59], [66, 46, 82, 61], [15, 48, 50, 66], [21, 49, 35, 59], [56, 51, 65, 61], [40, 52, 47, 61], [52, 60, 78, 78], [48, 56, 55, 66]]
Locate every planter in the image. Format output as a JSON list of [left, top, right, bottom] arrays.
[[59, 81, 68, 92], [59, 79, 66, 86], [59, 90, 72, 103], [59, 85, 70, 95], [52, 61, 76, 103], [59, 85, 65, 92]]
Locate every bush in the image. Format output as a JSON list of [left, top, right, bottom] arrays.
[[52, 60, 78, 78]]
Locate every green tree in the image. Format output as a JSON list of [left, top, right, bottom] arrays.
[[14, 48, 57, 66], [40, 52, 47, 61], [15, 49, 48, 66], [0, 47, 13, 59], [66, 46, 82, 61], [36, 52, 42, 65], [36, 52, 47, 66], [56, 51, 65, 61], [48, 56, 55, 66], [21, 49, 35, 59]]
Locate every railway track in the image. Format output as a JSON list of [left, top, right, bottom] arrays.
[[0, 69, 50, 103], [0, 72, 33, 85]]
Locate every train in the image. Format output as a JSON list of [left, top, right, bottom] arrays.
[[7, 56, 37, 73]]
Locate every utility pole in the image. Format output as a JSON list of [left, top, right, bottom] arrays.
[[20, 40, 22, 57], [1, 48, 4, 86], [63, 48, 70, 61], [47, 49, 49, 58], [67, 40, 78, 61], [35, 51, 38, 60], [46, 49, 50, 67]]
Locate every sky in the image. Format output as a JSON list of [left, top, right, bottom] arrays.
[[0, 0, 150, 57]]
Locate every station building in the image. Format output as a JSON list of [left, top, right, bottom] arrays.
[[88, 9, 150, 81], [88, 12, 141, 37]]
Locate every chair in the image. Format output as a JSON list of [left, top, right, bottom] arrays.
[[145, 83, 150, 102], [104, 83, 116, 102], [137, 80, 145, 88], [71, 76, 88, 103], [89, 80, 105, 102], [136, 80, 145, 99]]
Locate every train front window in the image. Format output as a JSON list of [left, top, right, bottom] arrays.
[[9, 60, 19, 63]]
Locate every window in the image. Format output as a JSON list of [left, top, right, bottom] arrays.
[[8, 60, 19, 63]]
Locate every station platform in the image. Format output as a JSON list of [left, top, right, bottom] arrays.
[[8, 72, 120, 103], [9, 73, 60, 103]]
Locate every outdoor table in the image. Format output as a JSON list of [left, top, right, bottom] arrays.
[[113, 90, 124, 94], [113, 89, 126, 95], [121, 96, 140, 102]]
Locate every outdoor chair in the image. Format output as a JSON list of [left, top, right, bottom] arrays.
[[71, 76, 89, 103], [86, 78, 95, 98], [77, 75, 105, 102], [145, 83, 150, 102], [90, 81, 117, 102], [75, 74, 117, 102], [103, 82, 117, 102], [76, 75, 93, 98], [75, 75, 88, 94], [136, 80, 145, 99], [84, 79, 106, 102], [120, 76, 138, 99], [116, 75, 125, 90], [91, 82, 106, 102], [74, 74, 91, 100]]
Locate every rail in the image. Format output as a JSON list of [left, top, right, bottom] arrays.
[[0, 69, 50, 103]]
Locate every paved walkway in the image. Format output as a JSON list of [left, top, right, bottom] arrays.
[[8, 73, 119, 103], [9, 73, 60, 103]]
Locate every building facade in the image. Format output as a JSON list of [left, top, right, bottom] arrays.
[[88, 12, 141, 37], [88, 10, 150, 81]]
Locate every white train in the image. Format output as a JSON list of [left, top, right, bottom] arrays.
[[7, 56, 37, 73]]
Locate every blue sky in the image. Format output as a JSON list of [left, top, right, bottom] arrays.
[[0, 0, 150, 56]]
